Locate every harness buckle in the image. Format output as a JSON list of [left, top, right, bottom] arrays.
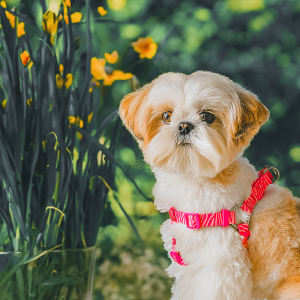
[[185, 213, 201, 229], [263, 166, 280, 184], [221, 209, 230, 227]]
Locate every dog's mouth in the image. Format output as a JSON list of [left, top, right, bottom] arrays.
[[176, 135, 192, 146]]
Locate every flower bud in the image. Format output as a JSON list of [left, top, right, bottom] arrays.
[[74, 37, 82, 50]]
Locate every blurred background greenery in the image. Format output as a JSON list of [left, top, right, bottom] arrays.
[[2, 0, 300, 298]]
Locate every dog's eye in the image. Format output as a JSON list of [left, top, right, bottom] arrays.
[[162, 111, 172, 123], [200, 112, 215, 124]]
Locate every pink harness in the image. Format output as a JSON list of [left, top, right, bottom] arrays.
[[168, 166, 279, 266]]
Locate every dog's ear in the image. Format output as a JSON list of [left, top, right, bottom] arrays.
[[233, 84, 269, 141], [119, 83, 152, 145]]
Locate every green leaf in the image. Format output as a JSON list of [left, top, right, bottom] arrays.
[[73, 125, 152, 201]]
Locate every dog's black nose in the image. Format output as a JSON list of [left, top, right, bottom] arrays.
[[178, 122, 194, 135]]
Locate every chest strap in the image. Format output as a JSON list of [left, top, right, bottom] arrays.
[[169, 166, 278, 266], [169, 207, 236, 229]]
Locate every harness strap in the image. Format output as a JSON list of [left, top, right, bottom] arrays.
[[169, 207, 236, 229], [170, 238, 187, 266], [240, 167, 274, 214], [169, 166, 278, 266]]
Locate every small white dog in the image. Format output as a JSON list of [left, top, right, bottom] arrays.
[[119, 71, 300, 300]]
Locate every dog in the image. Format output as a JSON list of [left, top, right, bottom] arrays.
[[119, 71, 300, 300]]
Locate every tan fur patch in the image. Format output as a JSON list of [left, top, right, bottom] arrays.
[[143, 104, 173, 146], [273, 275, 300, 299], [119, 83, 152, 142], [211, 159, 241, 186], [249, 190, 300, 298], [235, 88, 269, 139]]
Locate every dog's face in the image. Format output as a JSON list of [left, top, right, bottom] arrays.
[[119, 71, 269, 177]]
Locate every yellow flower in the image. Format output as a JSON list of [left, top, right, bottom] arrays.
[[76, 132, 83, 139], [68, 116, 83, 128], [17, 22, 25, 37], [90, 57, 133, 86], [77, 117, 83, 128], [1, 1, 16, 28], [64, 74, 73, 89], [103, 70, 133, 86], [98, 6, 107, 16], [65, 0, 71, 8], [131, 37, 157, 59], [88, 112, 93, 123], [42, 140, 47, 151], [1, 99, 7, 109], [56, 75, 64, 89], [27, 98, 32, 106], [59, 64, 64, 75], [105, 50, 119, 64], [20, 50, 31, 66], [70, 12, 82, 23], [91, 58, 107, 81], [42, 10, 58, 44], [7, 12, 15, 28], [63, 12, 82, 24], [68, 116, 76, 124], [56, 74, 73, 90]]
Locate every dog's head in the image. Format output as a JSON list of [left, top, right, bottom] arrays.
[[119, 71, 269, 177]]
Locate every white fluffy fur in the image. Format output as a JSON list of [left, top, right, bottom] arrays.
[[119, 71, 280, 300], [153, 158, 255, 300]]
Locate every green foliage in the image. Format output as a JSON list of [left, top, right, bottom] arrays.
[[0, 247, 95, 299], [0, 0, 151, 258]]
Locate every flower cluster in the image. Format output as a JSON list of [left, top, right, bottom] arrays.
[[90, 38, 158, 89]]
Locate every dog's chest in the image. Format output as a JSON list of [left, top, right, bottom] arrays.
[[153, 168, 253, 214]]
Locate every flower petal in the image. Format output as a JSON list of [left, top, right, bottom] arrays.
[[105, 50, 119, 64], [27, 98, 32, 106], [56, 74, 64, 89], [6, 11, 15, 28], [103, 70, 133, 86], [17, 22, 25, 38], [132, 37, 157, 59], [76, 132, 83, 139], [88, 112, 93, 123], [42, 10, 58, 36], [71, 12, 82, 23], [139, 42, 157, 59], [65, 0, 71, 8], [59, 64, 64, 75], [64, 73, 73, 89], [20, 50, 31, 66], [90, 57, 107, 81], [98, 6, 107, 16], [68, 116, 76, 124], [1, 99, 7, 109]]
